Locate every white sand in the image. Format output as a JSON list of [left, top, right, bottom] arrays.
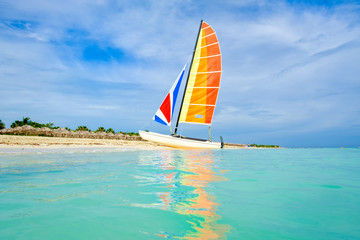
[[0, 135, 171, 152]]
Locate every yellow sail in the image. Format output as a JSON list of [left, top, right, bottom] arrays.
[[179, 21, 221, 125]]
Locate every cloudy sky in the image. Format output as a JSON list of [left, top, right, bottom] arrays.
[[1, 0, 359, 147]]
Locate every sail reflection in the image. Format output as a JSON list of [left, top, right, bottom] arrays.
[[138, 150, 231, 239]]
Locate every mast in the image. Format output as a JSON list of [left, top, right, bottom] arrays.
[[174, 20, 203, 135]]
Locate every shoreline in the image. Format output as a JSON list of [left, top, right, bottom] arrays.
[[0, 135, 171, 151], [0, 135, 250, 153]]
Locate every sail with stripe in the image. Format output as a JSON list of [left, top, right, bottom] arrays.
[[152, 64, 186, 126], [178, 21, 221, 125], [140, 20, 223, 148]]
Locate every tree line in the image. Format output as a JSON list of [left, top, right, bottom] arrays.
[[0, 117, 139, 136]]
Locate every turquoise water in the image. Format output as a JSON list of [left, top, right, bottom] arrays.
[[0, 148, 359, 239]]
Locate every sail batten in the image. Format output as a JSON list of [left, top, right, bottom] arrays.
[[200, 42, 219, 48], [178, 21, 221, 125], [190, 71, 222, 74], [185, 104, 216, 106], [194, 54, 221, 59], [188, 87, 219, 89], [202, 33, 216, 38]]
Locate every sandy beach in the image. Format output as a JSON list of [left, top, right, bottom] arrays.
[[0, 135, 247, 153], [0, 135, 172, 151]]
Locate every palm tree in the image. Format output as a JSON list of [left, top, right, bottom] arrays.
[[0, 120, 5, 130], [76, 126, 89, 131], [95, 127, 105, 133], [10, 117, 31, 128], [45, 122, 55, 128], [106, 128, 115, 134], [23, 117, 30, 125]]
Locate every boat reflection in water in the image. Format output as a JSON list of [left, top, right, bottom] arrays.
[[137, 150, 231, 239]]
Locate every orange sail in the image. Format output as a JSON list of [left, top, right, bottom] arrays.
[[178, 21, 221, 125]]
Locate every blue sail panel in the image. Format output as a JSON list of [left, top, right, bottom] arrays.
[[172, 69, 185, 116], [154, 115, 168, 126]]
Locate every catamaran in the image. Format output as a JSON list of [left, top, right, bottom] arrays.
[[139, 20, 223, 149]]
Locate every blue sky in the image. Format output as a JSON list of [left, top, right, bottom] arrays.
[[1, 0, 359, 147]]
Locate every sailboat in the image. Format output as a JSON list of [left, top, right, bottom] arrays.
[[139, 20, 223, 149]]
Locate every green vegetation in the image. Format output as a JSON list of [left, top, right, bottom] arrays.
[[118, 131, 139, 136], [75, 126, 89, 132], [249, 144, 280, 148], [10, 117, 59, 129], [106, 128, 115, 134], [95, 127, 105, 133], [0, 120, 5, 130], [2, 117, 139, 137]]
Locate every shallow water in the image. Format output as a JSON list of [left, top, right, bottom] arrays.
[[0, 148, 359, 239]]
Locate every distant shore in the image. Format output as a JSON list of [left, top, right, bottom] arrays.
[[0, 125, 141, 140], [0, 135, 251, 152], [0, 125, 254, 150]]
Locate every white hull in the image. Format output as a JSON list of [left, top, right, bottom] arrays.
[[139, 130, 221, 149]]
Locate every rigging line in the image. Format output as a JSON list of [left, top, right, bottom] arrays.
[[140, 120, 151, 131], [185, 54, 193, 65]]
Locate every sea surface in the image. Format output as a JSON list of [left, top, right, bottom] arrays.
[[0, 148, 359, 239]]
